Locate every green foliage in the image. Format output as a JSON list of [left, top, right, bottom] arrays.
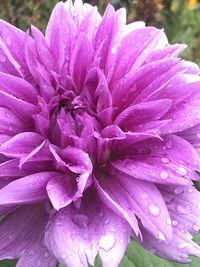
[[161, 0, 200, 65], [0, 0, 199, 63], [0, 0, 59, 32], [0, 260, 16, 267]]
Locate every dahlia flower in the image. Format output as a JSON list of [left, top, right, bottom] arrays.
[[0, 1, 200, 266]]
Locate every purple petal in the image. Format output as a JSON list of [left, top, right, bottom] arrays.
[[111, 134, 200, 185], [70, 33, 93, 92], [158, 184, 200, 234], [0, 172, 61, 205], [45, 190, 131, 267], [0, 159, 29, 178], [0, 132, 45, 158], [0, 71, 37, 104], [0, 204, 57, 266], [31, 25, 56, 72], [137, 223, 200, 263], [0, 19, 32, 78], [0, 90, 36, 125], [114, 99, 172, 130], [45, 2, 76, 72], [84, 67, 112, 115], [0, 107, 27, 135], [95, 172, 172, 241]]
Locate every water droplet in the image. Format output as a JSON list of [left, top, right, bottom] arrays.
[[148, 204, 160, 216], [160, 171, 168, 179], [175, 167, 188, 176], [197, 203, 200, 210], [197, 133, 200, 139], [166, 140, 173, 149], [161, 157, 170, 164], [111, 44, 118, 54], [172, 220, 178, 226], [166, 218, 172, 225], [174, 188, 184, 195], [187, 188, 193, 193], [99, 235, 116, 251], [104, 219, 110, 225], [119, 239, 124, 244], [157, 231, 166, 241], [197, 115, 200, 120], [62, 253, 67, 259], [125, 160, 136, 170], [110, 227, 116, 232]]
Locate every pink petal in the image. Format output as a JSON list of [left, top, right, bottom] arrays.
[[45, 190, 131, 267]]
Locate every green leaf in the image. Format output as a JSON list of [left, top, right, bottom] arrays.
[[0, 260, 16, 267]]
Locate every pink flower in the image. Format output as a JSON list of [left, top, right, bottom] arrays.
[[0, 1, 200, 266]]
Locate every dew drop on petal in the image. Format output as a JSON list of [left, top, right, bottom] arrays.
[[160, 171, 168, 179], [148, 204, 160, 216], [175, 167, 188, 176], [110, 227, 116, 232], [187, 188, 193, 193], [111, 44, 118, 54], [157, 231, 166, 241], [166, 218, 172, 225], [166, 140, 173, 149], [197, 115, 200, 120], [161, 157, 170, 164], [99, 235, 116, 251], [174, 188, 184, 195], [104, 219, 110, 225], [172, 220, 178, 226], [62, 254, 67, 259]]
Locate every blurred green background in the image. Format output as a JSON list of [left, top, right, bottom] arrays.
[[0, 0, 199, 64], [0, 0, 200, 267]]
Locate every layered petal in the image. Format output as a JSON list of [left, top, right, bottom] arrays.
[[95, 170, 172, 240], [0, 204, 57, 267], [0, 172, 61, 205], [45, 190, 131, 267]]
